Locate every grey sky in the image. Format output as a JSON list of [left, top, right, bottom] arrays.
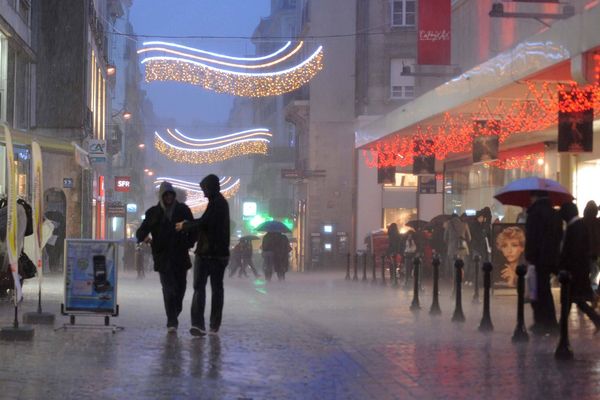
[[130, 0, 271, 131]]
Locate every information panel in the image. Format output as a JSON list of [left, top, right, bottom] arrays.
[[63, 239, 119, 314]]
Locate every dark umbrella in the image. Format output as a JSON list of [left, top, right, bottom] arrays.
[[255, 220, 291, 233], [426, 214, 452, 229], [494, 177, 574, 207], [406, 219, 428, 231], [240, 235, 260, 241]]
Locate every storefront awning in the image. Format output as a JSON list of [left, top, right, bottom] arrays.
[[355, 3, 600, 149], [0, 127, 74, 154]]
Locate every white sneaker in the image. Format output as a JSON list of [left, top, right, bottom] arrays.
[[190, 326, 206, 337]]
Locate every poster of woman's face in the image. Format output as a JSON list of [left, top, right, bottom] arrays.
[[492, 223, 526, 288]]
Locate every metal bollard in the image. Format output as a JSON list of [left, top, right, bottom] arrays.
[[345, 253, 351, 280], [362, 253, 368, 281], [410, 257, 421, 311], [391, 254, 399, 287], [381, 255, 387, 285], [472, 254, 481, 303], [371, 254, 377, 284], [429, 254, 442, 315], [511, 264, 529, 343], [555, 270, 574, 360], [353, 253, 359, 281], [451, 258, 465, 322], [478, 262, 494, 332]]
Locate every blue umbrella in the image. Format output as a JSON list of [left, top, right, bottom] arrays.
[[255, 220, 291, 233]]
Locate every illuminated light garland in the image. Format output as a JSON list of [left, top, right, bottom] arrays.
[[486, 152, 545, 171], [154, 128, 271, 164], [141, 41, 294, 61], [138, 42, 304, 69], [141, 47, 324, 97], [154, 176, 241, 214]]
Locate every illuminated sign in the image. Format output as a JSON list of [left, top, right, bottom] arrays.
[[126, 203, 137, 213], [242, 201, 257, 217], [323, 224, 333, 234], [115, 176, 131, 192]]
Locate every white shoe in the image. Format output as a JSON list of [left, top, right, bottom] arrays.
[[190, 326, 206, 337], [167, 326, 177, 333]]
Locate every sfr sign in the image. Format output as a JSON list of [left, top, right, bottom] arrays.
[[115, 176, 131, 192]]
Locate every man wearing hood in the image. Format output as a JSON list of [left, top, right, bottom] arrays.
[[176, 174, 230, 336], [136, 181, 194, 332]]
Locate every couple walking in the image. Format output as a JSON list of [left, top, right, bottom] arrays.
[[136, 174, 230, 336]]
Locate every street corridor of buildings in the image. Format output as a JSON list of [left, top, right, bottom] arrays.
[[1, 272, 600, 399]]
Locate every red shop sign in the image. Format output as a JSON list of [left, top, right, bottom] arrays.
[[114, 176, 131, 192], [417, 0, 451, 66]]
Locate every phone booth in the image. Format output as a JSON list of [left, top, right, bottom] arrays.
[[310, 233, 321, 270]]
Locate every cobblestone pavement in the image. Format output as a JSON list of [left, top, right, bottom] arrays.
[[1, 270, 600, 400]]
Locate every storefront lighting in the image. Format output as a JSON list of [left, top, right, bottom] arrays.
[[537, 158, 545, 166]]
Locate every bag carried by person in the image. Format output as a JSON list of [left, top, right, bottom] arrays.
[[18, 251, 36, 279], [525, 264, 537, 302], [17, 199, 33, 237]]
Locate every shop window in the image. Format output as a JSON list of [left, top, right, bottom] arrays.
[[384, 172, 418, 188], [390, 59, 415, 100], [383, 207, 418, 233], [391, 0, 416, 27]]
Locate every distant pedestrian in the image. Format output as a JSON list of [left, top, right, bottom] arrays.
[[468, 210, 491, 283], [525, 190, 562, 336], [176, 174, 230, 337], [444, 214, 471, 276], [136, 182, 194, 332], [274, 233, 291, 281], [559, 202, 600, 331], [387, 223, 402, 278], [583, 201, 600, 290], [261, 232, 278, 281], [240, 238, 260, 278], [228, 242, 244, 278]]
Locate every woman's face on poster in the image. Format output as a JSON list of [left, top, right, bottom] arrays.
[[500, 239, 523, 264]]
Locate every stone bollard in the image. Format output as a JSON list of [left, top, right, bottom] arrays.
[[511, 264, 529, 343], [353, 253, 359, 281], [410, 257, 421, 311], [478, 262, 494, 332], [555, 270, 574, 360], [451, 258, 466, 323], [371, 254, 377, 284], [345, 253, 351, 280], [429, 254, 442, 315], [381, 255, 387, 285], [362, 253, 368, 281], [472, 254, 481, 303]]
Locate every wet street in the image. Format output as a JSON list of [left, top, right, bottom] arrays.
[[2, 271, 600, 400]]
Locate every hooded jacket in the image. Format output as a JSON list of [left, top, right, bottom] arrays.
[[583, 200, 600, 258], [136, 182, 194, 272], [525, 197, 563, 270], [182, 175, 230, 258]]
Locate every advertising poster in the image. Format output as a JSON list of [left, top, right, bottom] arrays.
[[491, 223, 526, 289], [412, 139, 435, 175], [558, 91, 593, 153], [377, 153, 396, 184], [64, 240, 118, 314]]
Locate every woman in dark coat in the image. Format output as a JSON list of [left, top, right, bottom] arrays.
[[583, 201, 600, 289], [559, 202, 600, 329]]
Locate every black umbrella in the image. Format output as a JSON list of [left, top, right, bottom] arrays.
[[405, 219, 428, 231], [255, 220, 291, 233]]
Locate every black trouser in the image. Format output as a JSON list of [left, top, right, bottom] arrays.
[[191, 256, 228, 331], [159, 267, 188, 328], [574, 301, 600, 327], [531, 266, 558, 329]]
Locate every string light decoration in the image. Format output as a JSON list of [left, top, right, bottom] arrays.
[[154, 128, 272, 164], [363, 74, 600, 169], [154, 176, 241, 214], [140, 41, 324, 97]]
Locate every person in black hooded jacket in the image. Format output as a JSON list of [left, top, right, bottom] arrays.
[[176, 174, 230, 336], [136, 181, 194, 332]]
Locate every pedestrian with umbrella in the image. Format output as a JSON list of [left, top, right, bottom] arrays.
[[256, 221, 291, 282], [494, 177, 570, 336]]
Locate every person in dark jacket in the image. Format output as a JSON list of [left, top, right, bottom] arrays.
[[136, 181, 194, 332], [583, 201, 600, 290], [525, 190, 563, 335], [559, 202, 600, 330], [261, 232, 278, 281], [176, 174, 230, 336], [274, 233, 291, 281]]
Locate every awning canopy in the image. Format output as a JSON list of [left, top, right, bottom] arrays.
[[356, 4, 600, 150]]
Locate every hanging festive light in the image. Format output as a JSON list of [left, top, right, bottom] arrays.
[[154, 176, 241, 214], [140, 42, 324, 97], [154, 128, 272, 164]]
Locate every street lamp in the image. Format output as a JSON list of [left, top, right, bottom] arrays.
[[111, 109, 132, 120], [107, 64, 116, 76], [138, 143, 145, 149]]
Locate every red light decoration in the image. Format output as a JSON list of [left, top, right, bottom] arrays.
[[364, 58, 600, 169]]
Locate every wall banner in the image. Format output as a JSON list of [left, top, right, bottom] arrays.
[[417, 0, 451, 65]]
